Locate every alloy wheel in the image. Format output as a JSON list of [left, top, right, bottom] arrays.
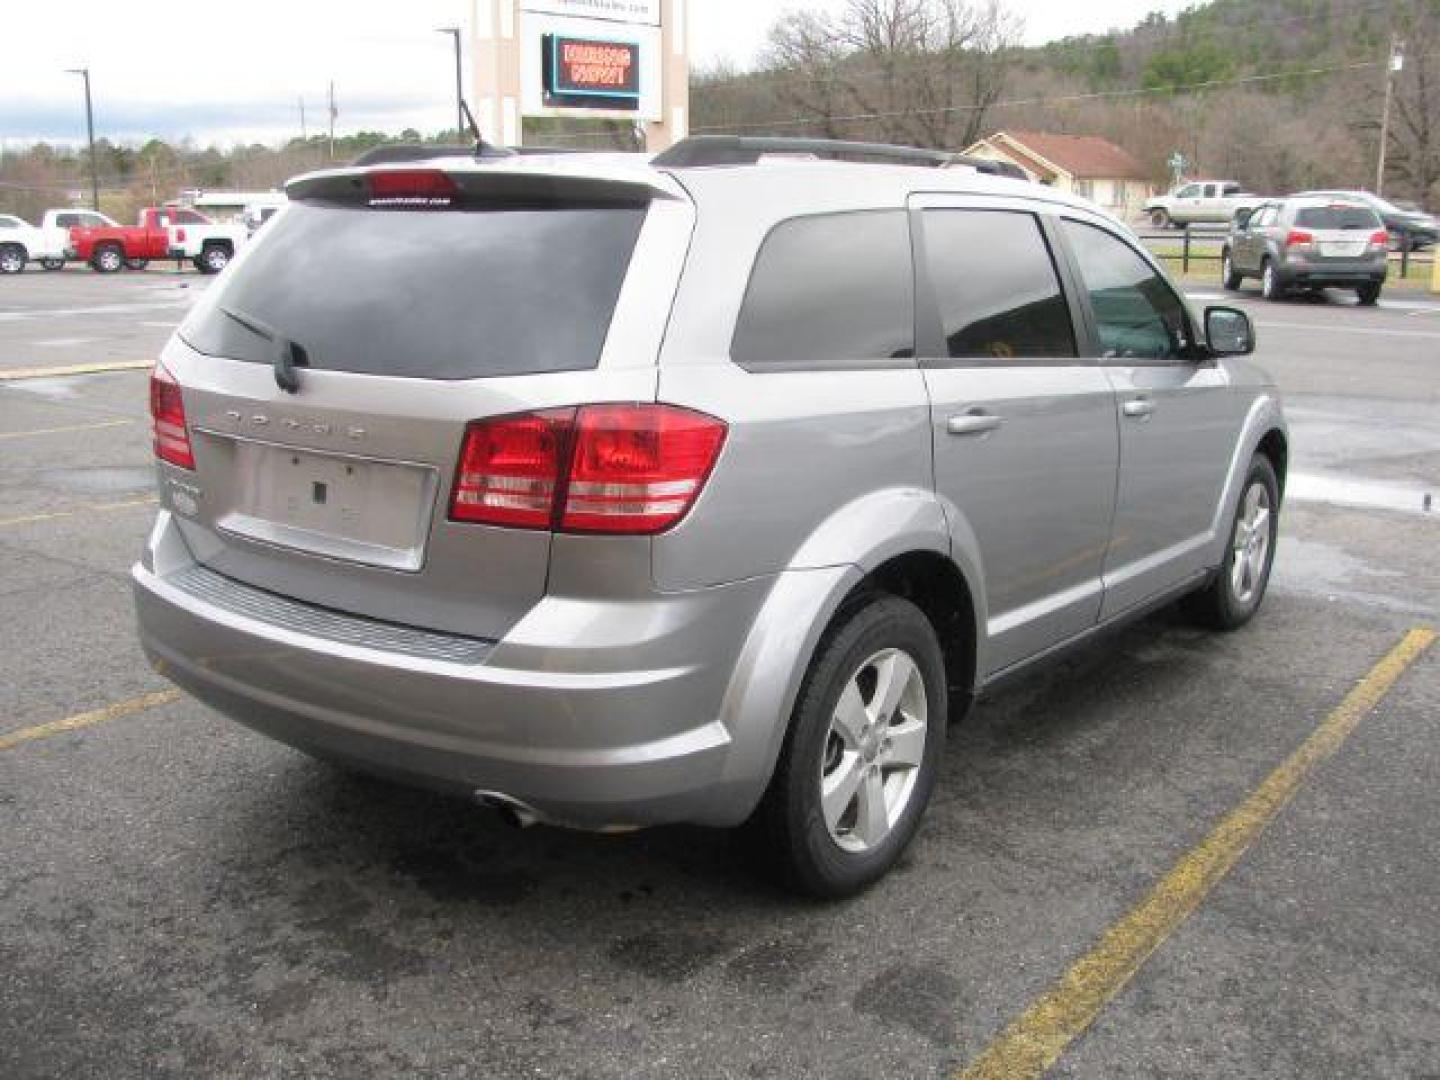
[[1230, 481, 1272, 604], [819, 648, 927, 853]]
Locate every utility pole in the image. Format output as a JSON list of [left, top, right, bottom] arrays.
[[65, 67, 99, 211], [1376, 36, 1404, 195], [437, 27, 464, 140], [299, 96, 307, 142], [327, 81, 337, 161]]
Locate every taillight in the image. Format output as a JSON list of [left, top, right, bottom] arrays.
[[1284, 229, 1314, 249], [149, 362, 194, 469], [175, 227, 186, 243], [1368, 229, 1390, 248], [561, 404, 728, 534], [448, 405, 727, 535], [449, 409, 575, 528]]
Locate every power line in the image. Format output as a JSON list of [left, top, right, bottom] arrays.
[[693, 54, 1422, 134]]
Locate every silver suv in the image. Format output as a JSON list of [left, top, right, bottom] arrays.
[[1222, 196, 1389, 304], [134, 136, 1287, 896]]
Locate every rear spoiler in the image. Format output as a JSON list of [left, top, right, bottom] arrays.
[[285, 166, 667, 210]]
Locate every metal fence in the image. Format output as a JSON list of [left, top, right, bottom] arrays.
[[1134, 226, 1436, 281]]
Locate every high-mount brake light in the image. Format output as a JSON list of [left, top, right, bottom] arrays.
[[448, 405, 727, 535], [149, 362, 194, 469], [367, 169, 459, 200]]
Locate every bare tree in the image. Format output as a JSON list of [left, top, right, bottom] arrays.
[[1386, 1, 1440, 209], [763, 0, 1023, 148]]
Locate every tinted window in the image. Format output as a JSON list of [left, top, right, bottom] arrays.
[[1062, 220, 1190, 361], [731, 211, 913, 369], [0, 218, 16, 229], [55, 214, 80, 228], [1294, 206, 1382, 231], [921, 209, 1074, 361], [180, 202, 646, 380]]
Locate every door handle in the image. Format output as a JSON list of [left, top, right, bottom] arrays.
[[946, 411, 1003, 436], [1122, 397, 1155, 419]]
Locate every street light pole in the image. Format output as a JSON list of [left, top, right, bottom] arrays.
[[65, 67, 99, 212], [1376, 37, 1403, 196], [437, 27, 464, 140]]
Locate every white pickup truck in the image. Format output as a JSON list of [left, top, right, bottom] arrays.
[[0, 209, 117, 273], [1143, 181, 1264, 229]]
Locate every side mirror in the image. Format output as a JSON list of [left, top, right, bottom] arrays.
[[1232, 208, 1253, 230], [1205, 305, 1254, 357]]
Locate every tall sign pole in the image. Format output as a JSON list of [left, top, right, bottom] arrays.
[[438, 28, 464, 138]]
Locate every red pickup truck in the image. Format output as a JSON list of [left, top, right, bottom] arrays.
[[70, 207, 247, 274]]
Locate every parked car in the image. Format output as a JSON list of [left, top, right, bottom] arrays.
[[133, 137, 1286, 896], [1144, 180, 1263, 228], [1222, 197, 1388, 303], [1292, 189, 1437, 251], [70, 206, 247, 274], [0, 208, 113, 272]]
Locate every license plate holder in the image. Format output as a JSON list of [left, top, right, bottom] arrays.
[[214, 439, 438, 572]]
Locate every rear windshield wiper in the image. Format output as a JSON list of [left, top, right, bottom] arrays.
[[219, 305, 309, 393]]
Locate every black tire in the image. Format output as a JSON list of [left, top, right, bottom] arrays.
[[1260, 258, 1282, 301], [92, 244, 124, 273], [747, 595, 947, 898], [198, 243, 231, 274], [1221, 249, 1243, 291], [1357, 282, 1382, 306], [124, 257, 150, 271], [40, 257, 65, 271], [1184, 454, 1279, 631], [1149, 208, 1170, 229], [0, 244, 26, 275]]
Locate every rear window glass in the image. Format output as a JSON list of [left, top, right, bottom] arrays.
[[180, 202, 646, 380], [1294, 206, 1381, 230], [730, 210, 914, 369]]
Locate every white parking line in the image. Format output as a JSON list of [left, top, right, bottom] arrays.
[[0, 299, 193, 323], [1254, 320, 1440, 339], [33, 338, 97, 348]]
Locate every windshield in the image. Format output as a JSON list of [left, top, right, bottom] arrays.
[[179, 201, 646, 380]]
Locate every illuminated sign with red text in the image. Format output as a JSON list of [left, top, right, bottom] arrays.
[[543, 34, 640, 107]]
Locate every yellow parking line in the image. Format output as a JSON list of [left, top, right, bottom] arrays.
[[957, 625, 1437, 1080], [0, 495, 157, 529], [0, 689, 182, 752], [0, 418, 134, 441], [0, 360, 152, 381]]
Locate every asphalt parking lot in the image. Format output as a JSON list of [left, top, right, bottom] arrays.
[[2, 269, 1437, 1079]]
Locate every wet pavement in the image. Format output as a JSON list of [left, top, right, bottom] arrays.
[[0, 272, 1437, 1078]]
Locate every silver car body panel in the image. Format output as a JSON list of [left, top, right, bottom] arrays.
[[135, 154, 1287, 828]]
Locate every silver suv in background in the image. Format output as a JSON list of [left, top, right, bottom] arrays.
[[133, 137, 1287, 896], [1223, 197, 1389, 304]]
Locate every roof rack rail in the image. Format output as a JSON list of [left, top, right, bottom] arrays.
[[652, 135, 958, 169]]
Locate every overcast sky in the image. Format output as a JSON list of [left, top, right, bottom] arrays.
[[3, 0, 1192, 149]]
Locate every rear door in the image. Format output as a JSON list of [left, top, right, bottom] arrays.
[[160, 166, 689, 639], [912, 196, 1118, 674], [1293, 203, 1384, 261], [1055, 214, 1239, 618]]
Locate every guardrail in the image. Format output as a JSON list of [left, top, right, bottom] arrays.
[[1134, 226, 1436, 281]]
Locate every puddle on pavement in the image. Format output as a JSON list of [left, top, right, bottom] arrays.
[[1287, 472, 1436, 518], [1271, 535, 1434, 616]]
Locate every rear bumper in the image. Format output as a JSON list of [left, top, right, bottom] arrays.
[[1277, 257, 1386, 287], [132, 512, 829, 829]]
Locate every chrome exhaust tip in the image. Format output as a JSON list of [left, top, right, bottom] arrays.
[[474, 790, 543, 829]]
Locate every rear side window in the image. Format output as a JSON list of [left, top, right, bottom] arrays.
[[1294, 206, 1382, 230], [730, 210, 914, 369], [920, 209, 1075, 361], [180, 202, 646, 380]]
